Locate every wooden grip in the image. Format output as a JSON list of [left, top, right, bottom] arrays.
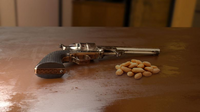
[[35, 50, 69, 79]]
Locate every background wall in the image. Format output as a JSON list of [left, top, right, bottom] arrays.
[[17, 0, 59, 26], [0, 0, 199, 27], [0, 0, 73, 27], [62, 0, 73, 26], [0, 0, 16, 26]]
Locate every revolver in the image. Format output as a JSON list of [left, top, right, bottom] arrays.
[[35, 43, 160, 79]]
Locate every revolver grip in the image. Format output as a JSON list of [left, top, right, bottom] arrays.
[[35, 50, 69, 79]]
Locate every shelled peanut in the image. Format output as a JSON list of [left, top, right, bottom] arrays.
[[115, 59, 160, 80]]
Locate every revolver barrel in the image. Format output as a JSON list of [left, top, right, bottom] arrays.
[[116, 47, 160, 55]]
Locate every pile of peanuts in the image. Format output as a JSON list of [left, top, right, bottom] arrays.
[[115, 59, 160, 80]]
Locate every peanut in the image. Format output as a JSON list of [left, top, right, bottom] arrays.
[[134, 73, 142, 80], [121, 66, 132, 72], [144, 67, 153, 72], [120, 63, 126, 66], [115, 65, 120, 69], [143, 61, 151, 67], [143, 71, 152, 77], [151, 65, 158, 69], [127, 72, 134, 77], [132, 68, 144, 73], [136, 60, 142, 64], [137, 63, 144, 68], [128, 62, 138, 68], [152, 68, 160, 74], [131, 59, 137, 63], [116, 59, 160, 79], [121, 61, 130, 67], [116, 69, 123, 76]]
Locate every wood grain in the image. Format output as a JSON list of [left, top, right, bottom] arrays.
[[0, 27, 200, 111]]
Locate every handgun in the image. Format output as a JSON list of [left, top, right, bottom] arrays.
[[34, 43, 160, 79]]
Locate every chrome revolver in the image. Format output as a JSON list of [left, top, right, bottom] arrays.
[[35, 43, 160, 79]]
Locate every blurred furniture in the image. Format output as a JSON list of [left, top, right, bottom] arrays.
[[130, 0, 173, 27], [192, 0, 200, 27], [72, 1, 125, 26], [0, 0, 198, 27], [172, 0, 197, 27]]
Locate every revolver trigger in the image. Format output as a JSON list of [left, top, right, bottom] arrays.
[[72, 55, 91, 64]]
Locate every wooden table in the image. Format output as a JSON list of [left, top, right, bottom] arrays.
[[0, 27, 200, 112]]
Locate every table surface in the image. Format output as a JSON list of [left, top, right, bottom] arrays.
[[0, 27, 200, 112]]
